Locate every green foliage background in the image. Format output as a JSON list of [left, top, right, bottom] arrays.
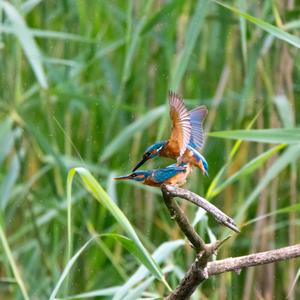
[[0, 0, 299, 299]]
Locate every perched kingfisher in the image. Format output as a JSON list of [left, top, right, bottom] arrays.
[[132, 91, 209, 176], [114, 163, 192, 187]]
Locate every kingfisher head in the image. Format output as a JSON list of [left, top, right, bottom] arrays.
[[132, 141, 166, 172], [114, 170, 151, 183]]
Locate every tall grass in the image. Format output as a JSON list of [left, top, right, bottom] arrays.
[[0, 0, 299, 299]]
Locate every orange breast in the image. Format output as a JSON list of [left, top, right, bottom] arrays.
[[160, 142, 179, 159], [182, 149, 196, 164], [181, 149, 204, 172], [144, 177, 161, 187]]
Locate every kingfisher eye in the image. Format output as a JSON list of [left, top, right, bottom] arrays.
[[131, 173, 137, 177], [145, 151, 151, 157]]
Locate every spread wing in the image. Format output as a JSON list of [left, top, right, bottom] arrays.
[[168, 91, 191, 156], [189, 106, 207, 149]]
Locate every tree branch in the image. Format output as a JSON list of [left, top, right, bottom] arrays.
[[163, 185, 240, 233], [208, 244, 300, 275], [160, 184, 300, 299], [166, 244, 300, 300], [161, 184, 207, 252]]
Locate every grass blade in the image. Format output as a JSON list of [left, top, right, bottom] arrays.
[[67, 168, 170, 290], [170, 0, 209, 90], [243, 203, 300, 227], [141, 0, 182, 35], [58, 286, 120, 299], [273, 95, 295, 128], [206, 113, 259, 199], [0, 223, 30, 300], [113, 240, 184, 300], [236, 144, 300, 224], [49, 236, 98, 300], [0, 154, 20, 210], [209, 129, 300, 144], [0, 118, 14, 165], [100, 106, 165, 162], [209, 144, 285, 197], [215, 1, 300, 48], [0, 1, 48, 89], [52, 233, 158, 300]]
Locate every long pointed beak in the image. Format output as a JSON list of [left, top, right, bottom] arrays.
[[132, 156, 148, 172], [113, 175, 131, 180]]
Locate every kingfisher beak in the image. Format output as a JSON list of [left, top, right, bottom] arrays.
[[113, 174, 131, 180], [132, 156, 148, 172]]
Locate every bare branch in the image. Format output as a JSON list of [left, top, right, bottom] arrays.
[[166, 244, 300, 300], [165, 251, 209, 300], [161, 184, 206, 252], [161, 184, 300, 299], [163, 184, 240, 233], [208, 244, 300, 275]]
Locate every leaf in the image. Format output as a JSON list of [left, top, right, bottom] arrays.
[[235, 144, 300, 225], [100, 106, 165, 161], [214, 1, 300, 48], [113, 239, 184, 300], [170, 0, 209, 90], [49, 236, 98, 300], [209, 129, 300, 144], [67, 168, 170, 290], [0, 118, 14, 165], [51, 233, 158, 300], [287, 267, 300, 299], [102, 233, 155, 271], [141, 0, 182, 35], [0, 224, 30, 300], [0, 154, 20, 210], [122, 277, 155, 300], [0, 1, 48, 89], [243, 203, 300, 227], [209, 144, 285, 197], [273, 95, 295, 128], [57, 286, 120, 299], [206, 113, 259, 199]]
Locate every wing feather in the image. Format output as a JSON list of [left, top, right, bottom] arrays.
[[168, 91, 191, 156], [189, 106, 207, 149]]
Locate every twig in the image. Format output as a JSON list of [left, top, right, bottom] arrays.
[[163, 185, 240, 233]]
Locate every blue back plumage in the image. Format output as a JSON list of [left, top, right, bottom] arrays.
[[153, 165, 186, 183]]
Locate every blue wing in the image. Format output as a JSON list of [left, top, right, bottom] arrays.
[[153, 166, 186, 183], [189, 106, 207, 149]]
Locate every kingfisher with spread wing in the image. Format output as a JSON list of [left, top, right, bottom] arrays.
[[114, 163, 192, 187], [132, 91, 208, 176]]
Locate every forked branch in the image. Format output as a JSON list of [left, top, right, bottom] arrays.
[[161, 184, 300, 300]]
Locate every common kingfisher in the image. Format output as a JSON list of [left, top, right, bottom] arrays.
[[132, 91, 209, 176], [114, 163, 192, 187]]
